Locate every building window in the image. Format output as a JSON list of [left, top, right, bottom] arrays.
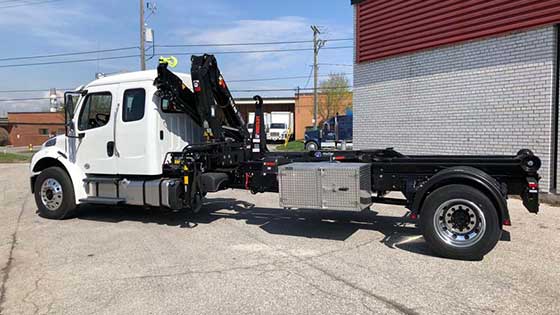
[[39, 128, 49, 135], [122, 88, 146, 122], [78, 92, 112, 131]]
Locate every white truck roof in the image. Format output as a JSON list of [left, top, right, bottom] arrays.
[[85, 70, 192, 88]]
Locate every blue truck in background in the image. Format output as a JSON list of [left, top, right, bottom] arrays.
[[304, 114, 353, 151]]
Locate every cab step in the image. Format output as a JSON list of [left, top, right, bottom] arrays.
[[79, 197, 125, 205], [83, 177, 120, 184]]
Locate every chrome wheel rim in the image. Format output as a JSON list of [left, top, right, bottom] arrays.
[[40, 178, 63, 211], [433, 199, 486, 248], [307, 143, 317, 151]]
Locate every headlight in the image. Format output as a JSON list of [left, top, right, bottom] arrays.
[[44, 137, 57, 147]]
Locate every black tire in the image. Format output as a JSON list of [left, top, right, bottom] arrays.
[[420, 184, 501, 260], [305, 141, 319, 152], [34, 167, 77, 220]]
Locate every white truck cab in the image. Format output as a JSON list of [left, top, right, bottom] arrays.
[[30, 70, 202, 219], [267, 111, 293, 142]]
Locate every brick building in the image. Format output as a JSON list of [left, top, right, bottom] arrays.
[[294, 93, 352, 140], [352, 0, 560, 193], [7, 112, 65, 147], [236, 94, 352, 140]]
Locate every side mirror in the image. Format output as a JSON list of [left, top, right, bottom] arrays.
[[64, 92, 81, 137]]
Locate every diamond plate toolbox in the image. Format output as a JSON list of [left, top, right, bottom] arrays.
[[278, 162, 372, 211]]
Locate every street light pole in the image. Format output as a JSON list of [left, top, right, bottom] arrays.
[[311, 25, 324, 128], [140, 0, 146, 70]]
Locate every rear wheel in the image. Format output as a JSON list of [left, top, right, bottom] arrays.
[[34, 167, 77, 220], [420, 185, 501, 260]]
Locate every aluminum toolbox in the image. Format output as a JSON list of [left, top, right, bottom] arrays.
[[278, 162, 372, 211]]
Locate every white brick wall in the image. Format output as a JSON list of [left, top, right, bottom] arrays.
[[354, 26, 557, 192]]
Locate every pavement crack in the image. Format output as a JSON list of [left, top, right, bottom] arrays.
[[227, 223, 419, 315], [22, 276, 43, 315], [300, 261, 419, 315], [118, 261, 279, 281], [0, 195, 29, 314]]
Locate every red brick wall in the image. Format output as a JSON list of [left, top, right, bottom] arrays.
[[8, 112, 65, 147]]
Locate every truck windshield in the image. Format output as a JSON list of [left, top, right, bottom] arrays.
[[270, 123, 286, 129]]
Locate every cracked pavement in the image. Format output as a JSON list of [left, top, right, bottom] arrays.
[[1, 163, 560, 314]]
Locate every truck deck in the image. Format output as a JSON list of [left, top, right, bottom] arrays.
[[29, 54, 542, 260]]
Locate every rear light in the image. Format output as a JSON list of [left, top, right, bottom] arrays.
[[193, 80, 201, 92], [409, 213, 418, 220], [264, 161, 276, 167], [528, 182, 538, 190], [503, 219, 512, 226], [219, 76, 227, 88], [333, 156, 346, 161]]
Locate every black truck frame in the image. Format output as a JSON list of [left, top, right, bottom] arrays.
[[153, 54, 541, 260]]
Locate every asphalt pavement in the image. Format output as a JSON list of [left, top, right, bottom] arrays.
[[1, 163, 559, 314]]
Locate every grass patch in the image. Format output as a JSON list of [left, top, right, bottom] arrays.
[[276, 141, 305, 152], [0, 152, 32, 163]]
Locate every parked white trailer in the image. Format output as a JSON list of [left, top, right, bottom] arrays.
[[267, 111, 294, 141]]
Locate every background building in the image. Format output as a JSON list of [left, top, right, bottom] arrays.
[[236, 93, 352, 140], [7, 112, 65, 147], [294, 93, 352, 140], [352, 0, 560, 193]]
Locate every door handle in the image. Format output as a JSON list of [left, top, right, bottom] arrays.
[[107, 141, 115, 157]]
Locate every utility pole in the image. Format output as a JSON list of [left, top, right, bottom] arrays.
[[140, 0, 146, 70], [311, 25, 324, 128]]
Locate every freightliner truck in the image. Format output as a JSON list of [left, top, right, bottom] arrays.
[[30, 55, 542, 260]]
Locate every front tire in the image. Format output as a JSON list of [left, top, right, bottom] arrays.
[[34, 167, 77, 220], [305, 141, 318, 152], [420, 184, 501, 260]]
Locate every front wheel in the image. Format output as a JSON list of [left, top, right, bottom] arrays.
[[420, 184, 501, 260], [34, 167, 77, 220], [305, 141, 318, 152]]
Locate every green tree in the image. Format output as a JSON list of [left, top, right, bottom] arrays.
[[0, 127, 9, 146], [317, 73, 352, 122]]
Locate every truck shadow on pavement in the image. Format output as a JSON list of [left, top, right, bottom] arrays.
[[74, 197, 436, 258]]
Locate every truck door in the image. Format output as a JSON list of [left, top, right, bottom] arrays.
[[114, 83, 148, 174], [74, 87, 118, 174]]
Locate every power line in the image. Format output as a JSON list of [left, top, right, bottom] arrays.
[[0, 47, 353, 69], [228, 73, 348, 83], [231, 87, 352, 93], [0, 87, 352, 97], [0, 46, 139, 62], [319, 63, 354, 67], [0, 42, 352, 67], [0, 72, 351, 94], [0, 0, 63, 9], [303, 66, 314, 89], [0, 97, 51, 103], [162, 46, 353, 56], [0, 54, 140, 69], [0, 74, 350, 93], [0, 40, 351, 62], [156, 38, 353, 48], [0, 88, 72, 93]]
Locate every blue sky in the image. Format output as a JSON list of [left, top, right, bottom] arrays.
[[0, 0, 354, 115]]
